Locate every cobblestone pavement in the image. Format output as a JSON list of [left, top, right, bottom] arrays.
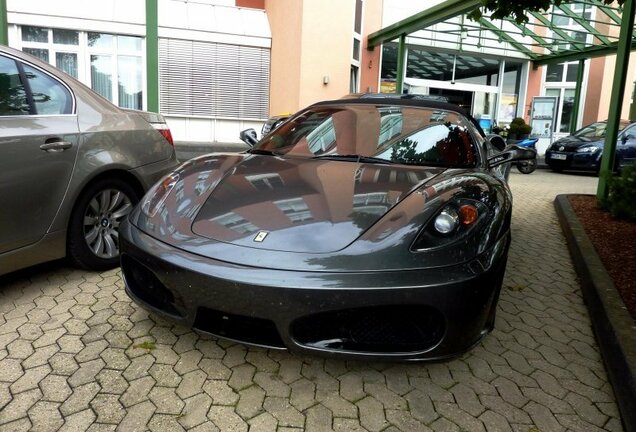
[[0, 170, 624, 431]]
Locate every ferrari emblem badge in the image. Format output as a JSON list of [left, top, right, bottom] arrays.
[[254, 231, 269, 242]]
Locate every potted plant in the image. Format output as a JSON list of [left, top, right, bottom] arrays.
[[507, 117, 532, 142]]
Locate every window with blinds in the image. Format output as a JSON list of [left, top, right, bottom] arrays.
[[159, 39, 270, 119]]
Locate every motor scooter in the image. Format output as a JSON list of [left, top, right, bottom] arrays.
[[513, 137, 538, 174]]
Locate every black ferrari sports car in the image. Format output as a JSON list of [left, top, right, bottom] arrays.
[[120, 94, 534, 361]]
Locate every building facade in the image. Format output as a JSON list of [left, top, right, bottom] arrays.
[[3, 0, 632, 152]]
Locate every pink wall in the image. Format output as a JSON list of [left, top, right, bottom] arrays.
[[360, 0, 383, 93], [266, 0, 383, 115]]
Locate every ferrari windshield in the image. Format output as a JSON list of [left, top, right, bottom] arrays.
[[254, 104, 479, 168]]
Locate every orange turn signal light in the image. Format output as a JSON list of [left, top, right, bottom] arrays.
[[459, 204, 478, 225]]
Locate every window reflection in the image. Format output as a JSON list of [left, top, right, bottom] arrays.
[[0, 56, 29, 115]]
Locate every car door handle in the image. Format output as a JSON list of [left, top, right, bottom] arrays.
[[40, 140, 73, 152]]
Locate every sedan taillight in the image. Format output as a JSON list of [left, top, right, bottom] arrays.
[[152, 123, 174, 146]]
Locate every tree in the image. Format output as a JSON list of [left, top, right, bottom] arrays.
[[469, 0, 626, 24]]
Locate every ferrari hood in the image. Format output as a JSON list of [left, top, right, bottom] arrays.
[[190, 155, 444, 253]]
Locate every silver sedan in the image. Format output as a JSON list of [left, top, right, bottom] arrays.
[[0, 45, 179, 275]]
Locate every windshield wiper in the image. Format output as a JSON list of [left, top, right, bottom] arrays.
[[313, 154, 394, 165]]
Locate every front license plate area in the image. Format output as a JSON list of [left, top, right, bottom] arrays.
[[551, 153, 567, 160]]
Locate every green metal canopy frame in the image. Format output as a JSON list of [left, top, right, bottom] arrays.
[[368, 0, 635, 200]]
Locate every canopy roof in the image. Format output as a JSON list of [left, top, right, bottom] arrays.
[[368, 0, 636, 66]]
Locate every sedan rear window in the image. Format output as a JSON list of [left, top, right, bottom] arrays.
[[256, 105, 478, 168]]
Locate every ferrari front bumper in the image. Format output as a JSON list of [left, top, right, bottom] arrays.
[[120, 220, 510, 361]]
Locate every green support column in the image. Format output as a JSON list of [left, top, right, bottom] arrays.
[[0, 0, 8, 46], [570, 59, 585, 134], [597, 0, 635, 200], [395, 34, 406, 94], [146, 0, 159, 113]]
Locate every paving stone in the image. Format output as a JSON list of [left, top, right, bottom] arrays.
[[147, 414, 186, 432], [0, 418, 32, 432], [0, 382, 10, 411], [202, 379, 239, 405], [524, 401, 565, 432], [148, 386, 184, 415], [236, 385, 266, 419], [189, 421, 220, 432], [254, 371, 291, 398], [28, 400, 64, 432], [319, 393, 357, 419], [0, 388, 42, 425], [429, 417, 460, 432], [198, 358, 232, 381], [247, 412, 278, 432], [178, 393, 212, 429], [244, 351, 278, 373], [564, 392, 608, 427], [263, 396, 304, 428], [47, 352, 79, 376], [304, 404, 333, 432], [59, 382, 100, 417], [0, 358, 24, 383], [364, 382, 407, 410], [68, 358, 105, 388], [11, 364, 51, 394], [434, 402, 486, 432], [409, 378, 454, 402], [116, 400, 155, 432], [174, 350, 203, 375], [208, 406, 248, 432], [120, 376, 156, 408], [95, 368, 128, 395], [150, 343, 180, 366], [7, 339, 35, 360], [450, 383, 485, 417], [99, 348, 131, 371], [332, 418, 367, 432], [222, 345, 247, 368], [91, 394, 126, 424], [289, 378, 316, 412], [478, 410, 513, 432], [122, 354, 154, 381], [276, 357, 303, 384], [338, 372, 366, 403], [356, 396, 388, 432], [149, 363, 181, 388], [479, 395, 531, 425]]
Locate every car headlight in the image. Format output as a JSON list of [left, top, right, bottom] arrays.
[[141, 172, 180, 217], [576, 146, 600, 153], [413, 200, 486, 250]]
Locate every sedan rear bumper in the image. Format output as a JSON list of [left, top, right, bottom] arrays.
[[120, 221, 509, 361]]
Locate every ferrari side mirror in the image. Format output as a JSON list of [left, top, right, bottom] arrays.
[[240, 128, 259, 147]]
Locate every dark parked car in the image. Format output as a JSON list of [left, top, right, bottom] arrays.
[[121, 95, 534, 361], [545, 120, 636, 172], [0, 45, 179, 276]]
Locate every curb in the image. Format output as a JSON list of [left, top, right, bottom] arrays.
[[554, 194, 636, 432]]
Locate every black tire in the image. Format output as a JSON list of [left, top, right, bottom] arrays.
[[68, 178, 141, 270], [517, 159, 537, 174]]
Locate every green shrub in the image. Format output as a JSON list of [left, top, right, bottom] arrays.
[[602, 164, 636, 220], [508, 117, 532, 136]]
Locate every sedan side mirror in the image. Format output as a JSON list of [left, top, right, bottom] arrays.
[[488, 145, 537, 169], [240, 128, 259, 147], [621, 134, 631, 144]]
